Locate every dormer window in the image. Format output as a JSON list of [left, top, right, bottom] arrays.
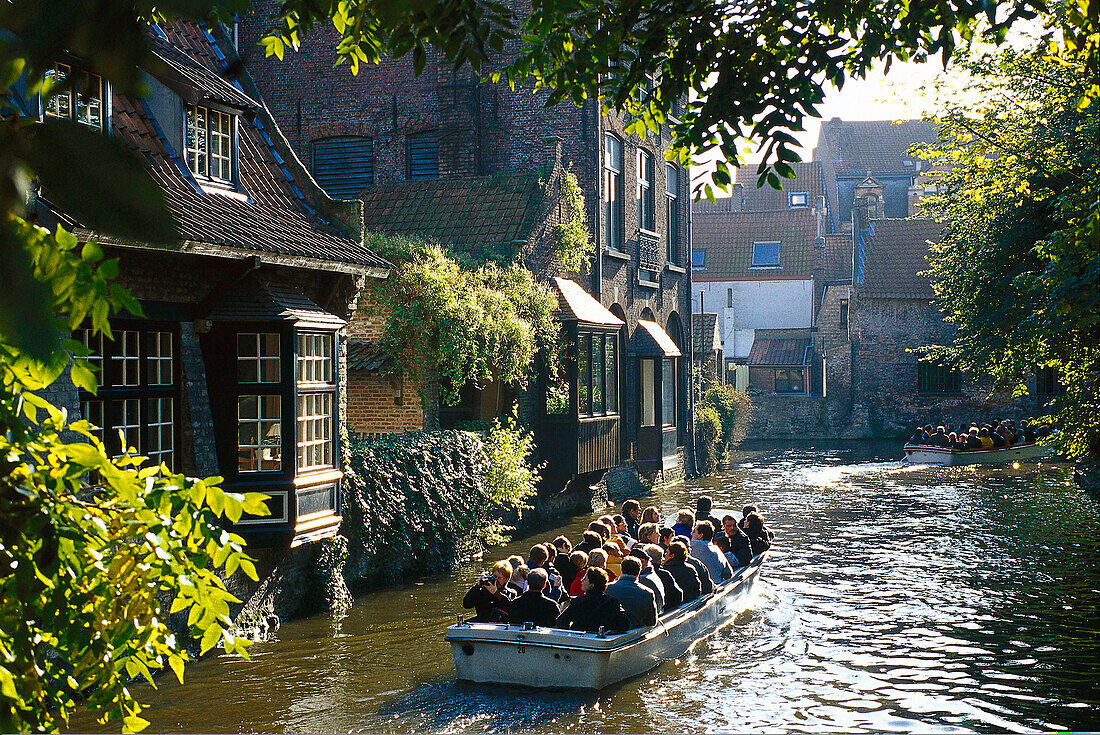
[[185, 104, 234, 184], [44, 63, 104, 131], [751, 241, 781, 268], [789, 192, 809, 208]]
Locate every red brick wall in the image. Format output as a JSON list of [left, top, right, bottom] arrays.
[[345, 371, 425, 435]]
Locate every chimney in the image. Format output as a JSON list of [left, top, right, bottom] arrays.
[[541, 135, 563, 169], [731, 183, 744, 212]]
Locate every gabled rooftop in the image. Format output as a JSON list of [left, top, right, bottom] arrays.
[[815, 119, 939, 179], [691, 208, 818, 280], [860, 218, 943, 299]]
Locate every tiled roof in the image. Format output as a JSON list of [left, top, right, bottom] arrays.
[[204, 278, 346, 327], [815, 119, 939, 178], [822, 233, 854, 283], [692, 313, 721, 353], [147, 33, 258, 111], [631, 320, 682, 357], [51, 20, 389, 273], [360, 174, 545, 254], [691, 209, 817, 280], [748, 337, 811, 366], [347, 340, 392, 372], [553, 278, 623, 326], [734, 162, 825, 212], [861, 218, 942, 299]]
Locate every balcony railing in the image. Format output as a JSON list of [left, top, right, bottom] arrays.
[[637, 230, 662, 271]]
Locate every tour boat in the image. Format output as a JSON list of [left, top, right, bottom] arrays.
[[445, 552, 768, 690], [903, 441, 1051, 466]]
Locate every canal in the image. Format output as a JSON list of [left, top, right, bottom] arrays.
[[77, 441, 1100, 733]]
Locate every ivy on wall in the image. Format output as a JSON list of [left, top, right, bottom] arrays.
[[364, 232, 560, 406], [553, 169, 592, 274]]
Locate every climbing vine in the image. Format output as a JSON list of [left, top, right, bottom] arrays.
[[363, 232, 560, 406], [554, 169, 592, 274]]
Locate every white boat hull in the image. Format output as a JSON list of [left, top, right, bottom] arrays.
[[903, 442, 1051, 466], [446, 553, 767, 689]]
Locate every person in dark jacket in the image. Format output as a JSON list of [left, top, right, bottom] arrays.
[[743, 513, 772, 555], [555, 568, 630, 634], [606, 557, 659, 628], [462, 560, 517, 622], [642, 544, 683, 609], [632, 550, 666, 612], [674, 534, 714, 594], [663, 542, 703, 602], [717, 515, 753, 567], [509, 569, 560, 628], [552, 536, 577, 583], [622, 499, 642, 539], [574, 530, 603, 555], [695, 495, 722, 532]]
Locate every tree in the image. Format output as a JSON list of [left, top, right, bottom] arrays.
[[912, 39, 1099, 464], [1, 222, 270, 733]]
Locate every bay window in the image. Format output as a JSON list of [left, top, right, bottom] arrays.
[[296, 332, 336, 471], [236, 332, 282, 472], [576, 330, 619, 418]]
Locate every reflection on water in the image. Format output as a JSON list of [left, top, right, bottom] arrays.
[[70, 441, 1100, 733]]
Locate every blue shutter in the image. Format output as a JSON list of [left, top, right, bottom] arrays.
[[312, 137, 373, 199], [407, 133, 439, 180]]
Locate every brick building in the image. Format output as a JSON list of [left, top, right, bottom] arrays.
[[237, 1, 695, 481], [23, 21, 390, 547]]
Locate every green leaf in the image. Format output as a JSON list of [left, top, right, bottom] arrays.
[[199, 625, 221, 655], [71, 361, 98, 394]]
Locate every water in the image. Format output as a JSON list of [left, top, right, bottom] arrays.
[[72, 441, 1100, 733]]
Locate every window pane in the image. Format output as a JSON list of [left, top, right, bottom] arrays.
[[112, 398, 142, 453], [592, 335, 605, 414], [752, 241, 781, 267], [578, 334, 590, 415], [298, 333, 334, 383], [640, 359, 655, 427], [82, 399, 104, 442], [210, 110, 232, 181], [238, 332, 280, 383], [662, 359, 675, 426], [146, 397, 174, 468], [666, 164, 680, 262], [186, 106, 208, 178], [110, 330, 140, 387], [238, 395, 281, 472], [692, 249, 706, 269], [45, 64, 72, 120], [605, 335, 617, 413], [637, 150, 655, 231], [147, 331, 173, 385], [76, 70, 104, 130], [297, 392, 334, 470]]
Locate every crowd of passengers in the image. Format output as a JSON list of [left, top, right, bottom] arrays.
[[462, 496, 774, 635], [907, 417, 1051, 451]]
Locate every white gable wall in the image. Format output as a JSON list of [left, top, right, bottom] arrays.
[[691, 279, 814, 358]]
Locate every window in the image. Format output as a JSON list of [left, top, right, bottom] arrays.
[[407, 132, 439, 180], [917, 362, 961, 394], [604, 335, 617, 414], [637, 150, 655, 232], [603, 135, 623, 251], [74, 324, 178, 468], [591, 334, 605, 413], [578, 334, 590, 415], [640, 359, 656, 427], [575, 330, 619, 418], [751, 241, 781, 268], [692, 249, 706, 270], [296, 333, 337, 471], [789, 192, 809, 208], [237, 332, 282, 472], [312, 136, 374, 199], [1035, 366, 1057, 396], [666, 164, 681, 263], [185, 105, 234, 183], [839, 299, 849, 328], [44, 63, 104, 131], [662, 359, 675, 426], [727, 287, 733, 309], [775, 368, 805, 394]]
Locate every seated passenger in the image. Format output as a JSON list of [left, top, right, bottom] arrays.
[[530, 543, 565, 604], [948, 431, 963, 450], [991, 428, 1007, 447], [631, 549, 666, 612], [738, 505, 758, 532], [622, 499, 642, 539], [926, 426, 950, 447], [555, 568, 630, 634], [612, 514, 636, 549], [553, 536, 577, 583], [574, 530, 603, 554], [658, 527, 675, 550], [509, 568, 560, 628], [690, 521, 734, 583], [643, 544, 684, 609], [462, 560, 517, 622], [641, 506, 662, 526], [637, 522, 661, 548], [717, 515, 753, 568], [695, 495, 722, 531], [662, 541, 703, 602], [568, 551, 590, 597], [978, 427, 995, 449], [587, 548, 616, 582], [965, 429, 983, 450], [743, 513, 772, 555], [671, 509, 696, 538], [909, 426, 926, 445], [602, 542, 624, 577], [673, 534, 714, 594], [506, 561, 529, 596], [605, 556, 659, 628]]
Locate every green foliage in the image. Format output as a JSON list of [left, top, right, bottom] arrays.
[[914, 42, 1100, 459], [697, 383, 756, 471], [553, 169, 592, 273], [0, 222, 269, 734], [695, 405, 722, 476], [342, 422, 538, 582], [364, 232, 559, 406]]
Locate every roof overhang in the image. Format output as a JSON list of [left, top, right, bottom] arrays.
[[632, 320, 682, 358], [552, 278, 623, 327]]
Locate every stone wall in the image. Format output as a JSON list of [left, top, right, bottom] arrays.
[[745, 394, 830, 438]]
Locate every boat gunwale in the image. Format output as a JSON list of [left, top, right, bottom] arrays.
[[902, 441, 1041, 457], [445, 553, 767, 653]]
